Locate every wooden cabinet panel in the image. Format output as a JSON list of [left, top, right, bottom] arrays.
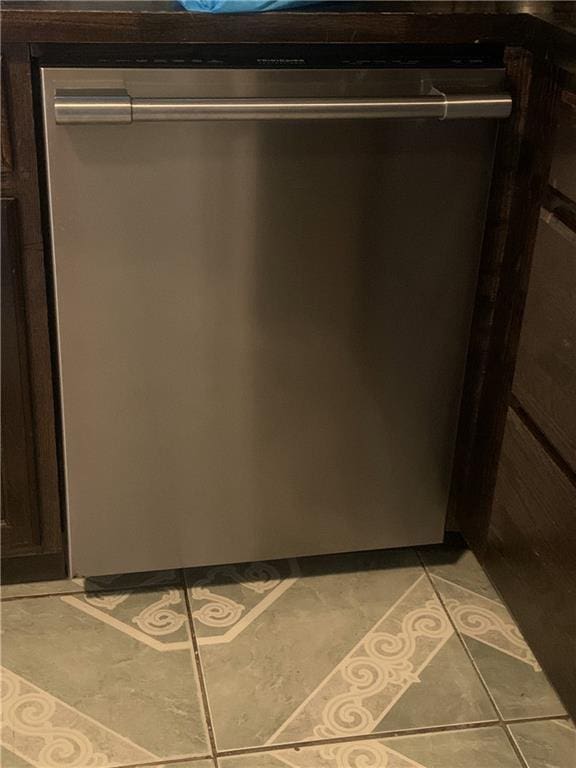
[[485, 407, 576, 717], [1, 44, 65, 582], [549, 90, 576, 202], [483, 73, 576, 723], [1, 59, 14, 174], [512, 212, 576, 472], [1, 198, 40, 551]]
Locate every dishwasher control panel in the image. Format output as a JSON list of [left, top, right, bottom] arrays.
[[34, 42, 505, 70]]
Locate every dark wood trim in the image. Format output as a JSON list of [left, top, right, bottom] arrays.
[[1, 44, 65, 579], [562, 88, 576, 109], [0, 8, 527, 46], [543, 186, 576, 233], [511, 396, 576, 488], [1, 551, 66, 584], [1, 59, 14, 174], [522, 13, 576, 74], [450, 48, 562, 552], [548, 84, 576, 203], [1, 197, 41, 551]]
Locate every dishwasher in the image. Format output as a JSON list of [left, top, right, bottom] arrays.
[[41, 48, 511, 576]]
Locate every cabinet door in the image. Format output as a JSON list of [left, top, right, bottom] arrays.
[[549, 91, 576, 203], [1, 45, 65, 583], [482, 83, 576, 721], [488, 408, 576, 717], [1, 198, 40, 551], [513, 211, 576, 472]]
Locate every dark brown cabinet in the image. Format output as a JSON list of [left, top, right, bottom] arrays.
[[513, 209, 576, 472], [482, 83, 576, 718], [0, 45, 65, 582], [1, 198, 41, 552], [488, 407, 576, 715]]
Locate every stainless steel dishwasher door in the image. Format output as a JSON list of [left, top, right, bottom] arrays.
[[42, 67, 499, 576]]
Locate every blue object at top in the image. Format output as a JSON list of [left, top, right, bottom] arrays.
[[180, 0, 318, 12]]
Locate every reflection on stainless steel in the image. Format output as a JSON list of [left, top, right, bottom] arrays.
[[55, 91, 512, 124], [43, 67, 501, 576], [55, 92, 132, 124]]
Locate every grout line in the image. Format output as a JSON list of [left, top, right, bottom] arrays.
[[182, 568, 219, 761], [416, 551, 532, 768], [417, 551, 505, 718], [214, 720, 501, 758], [503, 713, 573, 726], [0, 573, 184, 602], [502, 725, 530, 768], [416, 554, 506, 707], [417, 551, 569, 722], [420, 548, 569, 708], [503, 724, 530, 768], [554, 719, 576, 732], [107, 755, 213, 768], [2, 589, 89, 602], [427, 573, 504, 607]]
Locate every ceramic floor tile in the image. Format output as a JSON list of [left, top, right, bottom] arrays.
[[0, 747, 31, 768], [1, 578, 87, 600], [508, 719, 576, 768], [160, 763, 215, 768], [128, 763, 214, 768], [0, 758, 214, 768], [0, 587, 210, 766], [420, 546, 567, 720], [186, 550, 496, 752], [419, 546, 501, 600], [218, 726, 522, 767], [1, 569, 181, 600], [131, 763, 215, 768]]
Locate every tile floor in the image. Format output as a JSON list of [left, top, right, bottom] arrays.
[[1, 545, 574, 768]]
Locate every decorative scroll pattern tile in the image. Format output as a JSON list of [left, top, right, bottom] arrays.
[[188, 559, 299, 646], [219, 726, 522, 767], [187, 550, 495, 751], [61, 587, 190, 651], [0, 588, 210, 766], [2, 547, 567, 768], [0, 668, 156, 768], [438, 580, 540, 669], [267, 578, 454, 746], [420, 546, 567, 719]]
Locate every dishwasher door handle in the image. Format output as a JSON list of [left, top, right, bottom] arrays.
[[54, 91, 512, 124]]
